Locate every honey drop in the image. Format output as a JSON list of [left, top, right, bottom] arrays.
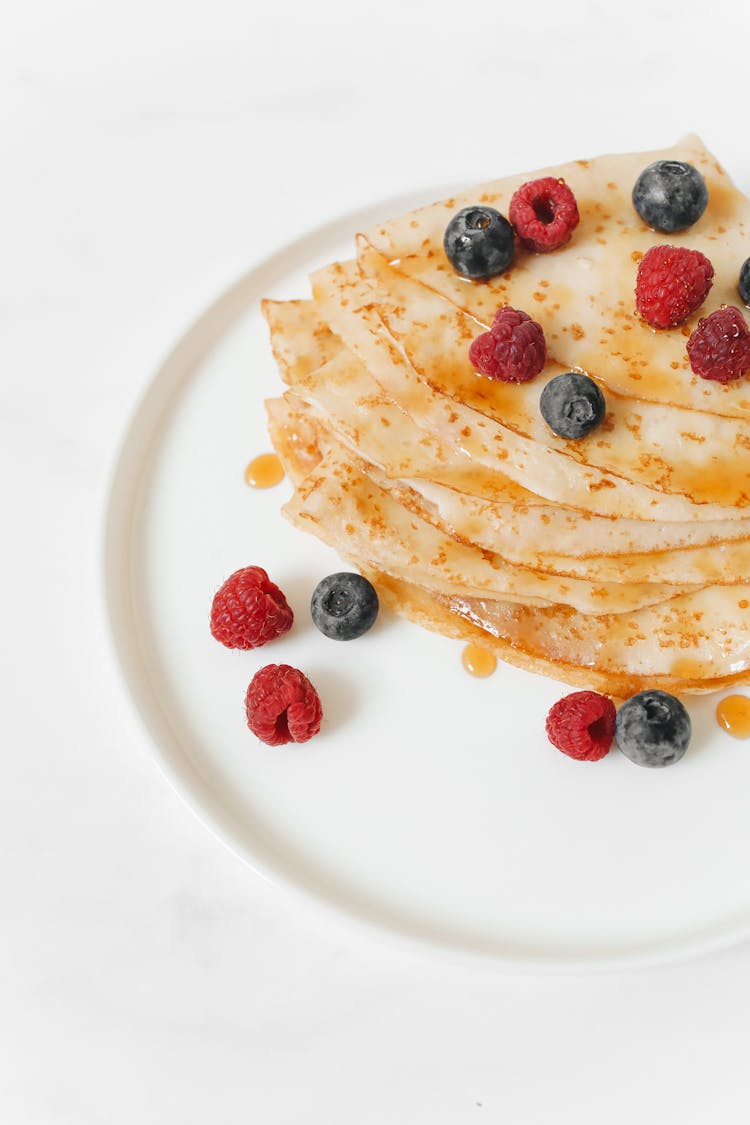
[[716, 695, 750, 740], [462, 644, 497, 678], [245, 452, 284, 489]]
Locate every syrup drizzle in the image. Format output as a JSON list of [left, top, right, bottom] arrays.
[[716, 695, 750, 740], [462, 644, 497, 678], [245, 452, 284, 489]]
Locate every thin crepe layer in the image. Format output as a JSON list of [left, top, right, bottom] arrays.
[[371, 572, 750, 699], [265, 304, 750, 557], [312, 260, 748, 522], [283, 449, 697, 615], [268, 399, 750, 695], [268, 393, 750, 586], [363, 136, 750, 418], [261, 137, 750, 693], [356, 240, 750, 509]]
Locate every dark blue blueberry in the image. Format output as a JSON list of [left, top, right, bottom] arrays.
[[539, 372, 605, 439], [739, 257, 750, 306], [632, 160, 708, 232], [615, 690, 691, 769], [443, 206, 515, 280], [310, 572, 379, 641]]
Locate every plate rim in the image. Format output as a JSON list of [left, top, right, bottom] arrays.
[[100, 191, 750, 974]]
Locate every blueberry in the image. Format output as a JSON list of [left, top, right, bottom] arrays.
[[443, 206, 515, 280], [310, 572, 379, 640], [739, 257, 750, 306], [632, 160, 708, 232], [615, 690, 691, 769], [539, 372, 605, 439]]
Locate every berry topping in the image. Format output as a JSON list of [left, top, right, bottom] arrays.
[[615, 690, 691, 768], [686, 306, 750, 383], [469, 307, 547, 383], [545, 690, 616, 761], [509, 177, 580, 253], [245, 664, 322, 746], [539, 372, 606, 439], [739, 257, 750, 306], [635, 245, 714, 329], [632, 160, 708, 232], [210, 566, 293, 650], [443, 206, 515, 280], [311, 572, 379, 640]]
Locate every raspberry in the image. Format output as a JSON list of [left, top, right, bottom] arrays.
[[210, 566, 293, 649], [245, 664, 322, 746], [469, 307, 546, 383], [509, 177, 580, 252], [545, 690, 616, 762], [686, 306, 750, 383], [635, 245, 714, 329]]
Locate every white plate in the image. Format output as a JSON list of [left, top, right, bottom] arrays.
[[104, 192, 750, 971]]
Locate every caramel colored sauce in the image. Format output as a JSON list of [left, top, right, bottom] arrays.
[[670, 657, 710, 681], [462, 644, 497, 678], [716, 695, 750, 739], [245, 452, 284, 488]]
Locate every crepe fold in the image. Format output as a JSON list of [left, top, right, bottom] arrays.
[[262, 137, 750, 696]]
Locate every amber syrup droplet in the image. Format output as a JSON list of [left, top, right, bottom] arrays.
[[462, 644, 497, 678], [245, 453, 284, 488], [716, 695, 750, 739]]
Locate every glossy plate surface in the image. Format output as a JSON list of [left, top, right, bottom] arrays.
[[104, 194, 750, 970]]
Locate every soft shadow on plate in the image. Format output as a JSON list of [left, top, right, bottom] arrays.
[[303, 665, 361, 732]]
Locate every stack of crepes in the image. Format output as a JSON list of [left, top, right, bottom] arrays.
[[262, 136, 750, 698]]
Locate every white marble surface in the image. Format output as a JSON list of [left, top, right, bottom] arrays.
[[5, 1, 750, 1120]]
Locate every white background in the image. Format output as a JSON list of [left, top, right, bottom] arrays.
[[5, 1, 750, 1121]]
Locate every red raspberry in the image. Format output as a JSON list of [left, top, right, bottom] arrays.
[[469, 307, 546, 383], [635, 245, 714, 329], [687, 306, 750, 383], [245, 664, 322, 746], [509, 177, 580, 252], [210, 566, 293, 649], [545, 690, 616, 762]]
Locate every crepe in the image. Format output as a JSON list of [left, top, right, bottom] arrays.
[[363, 135, 750, 416], [262, 136, 750, 696]]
